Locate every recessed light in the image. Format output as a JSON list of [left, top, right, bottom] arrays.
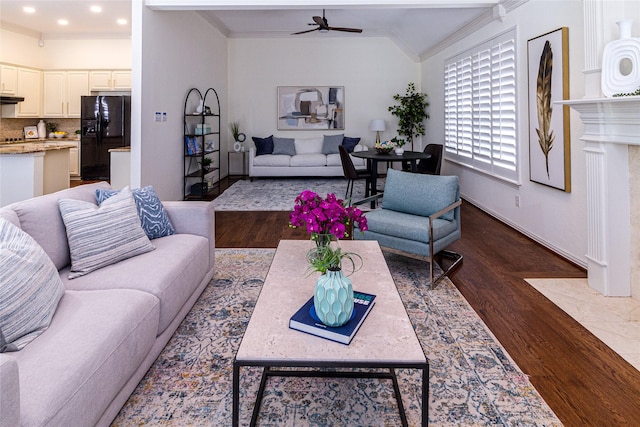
[[117, 18, 128, 25], [23, 6, 36, 14], [90, 5, 102, 13], [57, 19, 69, 26]]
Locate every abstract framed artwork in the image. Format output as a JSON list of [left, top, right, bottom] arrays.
[[277, 86, 345, 130], [527, 27, 571, 192]]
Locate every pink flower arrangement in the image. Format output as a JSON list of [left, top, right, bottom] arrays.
[[289, 190, 368, 239]]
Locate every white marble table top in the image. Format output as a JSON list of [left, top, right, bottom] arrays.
[[236, 240, 426, 365]]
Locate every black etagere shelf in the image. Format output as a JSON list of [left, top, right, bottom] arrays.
[[183, 87, 221, 200]]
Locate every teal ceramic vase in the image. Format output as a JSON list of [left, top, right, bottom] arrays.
[[314, 268, 354, 327]]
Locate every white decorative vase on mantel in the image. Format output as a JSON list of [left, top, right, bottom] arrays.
[[601, 20, 640, 97]]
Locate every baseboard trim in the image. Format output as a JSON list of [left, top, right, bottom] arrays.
[[461, 195, 587, 270]]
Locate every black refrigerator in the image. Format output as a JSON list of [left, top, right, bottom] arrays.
[[80, 95, 131, 180]]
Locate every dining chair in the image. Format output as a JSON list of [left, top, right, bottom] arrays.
[[339, 145, 372, 202], [416, 144, 443, 175]]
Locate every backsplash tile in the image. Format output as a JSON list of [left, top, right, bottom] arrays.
[[0, 118, 80, 141]]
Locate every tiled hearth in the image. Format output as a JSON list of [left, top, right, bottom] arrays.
[[527, 277, 640, 371]]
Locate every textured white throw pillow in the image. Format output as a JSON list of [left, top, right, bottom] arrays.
[[0, 218, 65, 352], [58, 187, 155, 279]]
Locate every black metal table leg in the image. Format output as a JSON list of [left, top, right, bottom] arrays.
[[249, 367, 270, 427], [232, 359, 240, 427], [422, 364, 429, 426]]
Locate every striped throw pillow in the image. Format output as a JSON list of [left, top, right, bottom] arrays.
[[95, 185, 175, 240], [0, 218, 65, 352], [59, 187, 155, 279]]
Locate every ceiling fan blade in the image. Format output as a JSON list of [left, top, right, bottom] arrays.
[[291, 27, 320, 35], [312, 16, 326, 27], [327, 27, 363, 33]]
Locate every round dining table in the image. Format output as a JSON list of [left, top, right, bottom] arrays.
[[351, 150, 432, 207]]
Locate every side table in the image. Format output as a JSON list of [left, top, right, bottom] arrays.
[[227, 150, 248, 180]]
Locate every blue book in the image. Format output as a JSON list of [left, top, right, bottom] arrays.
[[289, 291, 376, 345]]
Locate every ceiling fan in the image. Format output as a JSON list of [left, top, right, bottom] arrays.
[[292, 9, 363, 35]]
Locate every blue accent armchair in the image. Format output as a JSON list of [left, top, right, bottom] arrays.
[[354, 168, 463, 287]]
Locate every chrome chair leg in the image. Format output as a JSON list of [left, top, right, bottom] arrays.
[[430, 250, 463, 289]]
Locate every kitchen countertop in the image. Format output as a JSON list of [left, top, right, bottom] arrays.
[[0, 139, 78, 154]]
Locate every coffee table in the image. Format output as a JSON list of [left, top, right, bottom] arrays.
[[232, 240, 428, 426]]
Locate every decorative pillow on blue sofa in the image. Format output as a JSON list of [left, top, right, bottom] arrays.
[[60, 188, 155, 279], [322, 134, 345, 155], [342, 136, 361, 153], [252, 135, 274, 156], [272, 137, 296, 156], [0, 218, 65, 352], [95, 185, 174, 240]]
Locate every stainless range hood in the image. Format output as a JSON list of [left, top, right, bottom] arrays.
[[0, 96, 25, 105]]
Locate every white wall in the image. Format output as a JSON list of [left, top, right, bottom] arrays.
[[228, 37, 419, 151], [0, 29, 43, 68], [0, 29, 130, 70], [421, 0, 588, 266], [132, 6, 228, 200], [40, 39, 131, 70]]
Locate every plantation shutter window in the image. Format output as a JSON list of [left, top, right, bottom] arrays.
[[444, 29, 518, 183]]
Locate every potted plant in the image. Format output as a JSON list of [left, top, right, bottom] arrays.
[[229, 121, 246, 151], [46, 122, 58, 138], [391, 137, 406, 155], [199, 157, 212, 171], [289, 191, 368, 327], [388, 82, 429, 151]]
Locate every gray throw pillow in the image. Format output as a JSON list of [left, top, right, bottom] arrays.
[[322, 134, 345, 155], [0, 218, 65, 352], [272, 137, 296, 156], [59, 187, 155, 279], [95, 185, 175, 240]]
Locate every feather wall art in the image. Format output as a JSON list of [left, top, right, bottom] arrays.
[[528, 27, 570, 192], [536, 40, 554, 179]]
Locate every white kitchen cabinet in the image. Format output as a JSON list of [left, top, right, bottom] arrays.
[[0, 64, 18, 95], [16, 68, 41, 117], [43, 71, 66, 116], [43, 70, 89, 117], [67, 71, 89, 117], [90, 70, 131, 91], [111, 70, 131, 90]]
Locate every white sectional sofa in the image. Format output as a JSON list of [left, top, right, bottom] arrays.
[[249, 135, 368, 178], [0, 182, 215, 427]]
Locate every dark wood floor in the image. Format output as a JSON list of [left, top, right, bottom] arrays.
[[214, 178, 640, 426]]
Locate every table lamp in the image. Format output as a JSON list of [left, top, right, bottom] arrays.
[[369, 119, 386, 145]]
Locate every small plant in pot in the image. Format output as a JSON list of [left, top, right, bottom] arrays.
[[391, 137, 406, 155], [46, 122, 58, 138], [199, 157, 213, 171], [229, 121, 241, 141], [229, 121, 246, 151]]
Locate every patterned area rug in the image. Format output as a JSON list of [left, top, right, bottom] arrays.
[[212, 178, 380, 211], [112, 249, 561, 426]]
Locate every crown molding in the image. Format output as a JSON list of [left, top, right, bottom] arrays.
[[419, 0, 528, 61]]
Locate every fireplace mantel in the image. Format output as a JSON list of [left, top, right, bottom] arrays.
[[558, 97, 640, 297]]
